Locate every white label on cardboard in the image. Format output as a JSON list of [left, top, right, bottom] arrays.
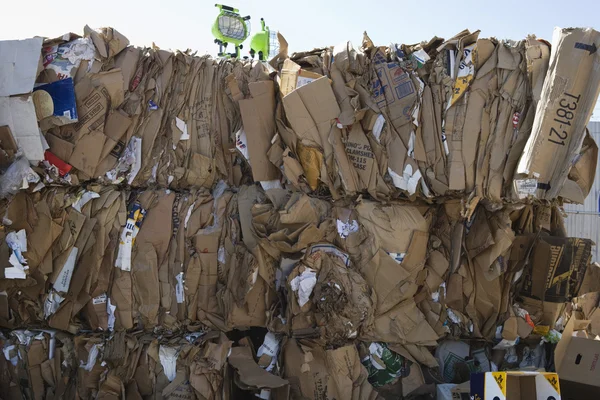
[[336, 219, 359, 239], [412, 49, 430, 65], [260, 180, 283, 191], [235, 128, 249, 161], [107, 297, 116, 331], [296, 76, 317, 88], [515, 178, 538, 198], [372, 114, 385, 143], [184, 201, 196, 229], [387, 252, 406, 264], [175, 272, 184, 304], [93, 293, 107, 305], [54, 247, 78, 293], [115, 232, 133, 271], [176, 117, 189, 140]]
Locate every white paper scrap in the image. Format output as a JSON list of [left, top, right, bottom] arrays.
[[257, 332, 281, 372], [176, 117, 189, 140], [290, 268, 317, 307], [53, 247, 78, 293], [159, 346, 178, 382], [175, 272, 184, 304]]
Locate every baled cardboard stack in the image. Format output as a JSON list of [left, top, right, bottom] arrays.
[[0, 24, 599, 399]]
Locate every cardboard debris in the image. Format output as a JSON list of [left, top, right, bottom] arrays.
[[1, 23, 600, 400]]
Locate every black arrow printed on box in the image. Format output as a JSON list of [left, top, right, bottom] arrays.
[[574, 42, 597, 54]]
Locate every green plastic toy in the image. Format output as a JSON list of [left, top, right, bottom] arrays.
[[249, 18, 279, 60], [211, 4, 251, 58]]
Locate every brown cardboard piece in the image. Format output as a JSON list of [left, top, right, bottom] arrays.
[[515, 27, 600, 200], [283, 338, 378, 400], [370, 48, 417, 131], [114, 46, 141, 91], [71, 85, 109, 139], [0, 125, 18, 167], [46, 133, 74, 162], [283, 76, 341, 187], [91, 69, 125, 108], [465, 209, 514, 281], [279, 59, 323, 97], [560, 129, 598, 203], [69, 129, 106, 176], [555, 314, 600, 397], [84, 26, 129, 59], [228, 346, 288, 390], [239, 80, 281, 181], [345, 123, 388, 197]]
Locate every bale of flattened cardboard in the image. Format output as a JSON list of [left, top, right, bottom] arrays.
[[0, 185, 597, 341], [0, 329, 78, 399], [73, 329, 233, 400], [225, 27, 598, 205], [1, 26, 598, 208]]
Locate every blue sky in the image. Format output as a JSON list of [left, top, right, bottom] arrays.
[[2, 0, 600, 117]]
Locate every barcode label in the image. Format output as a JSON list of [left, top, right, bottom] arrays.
[[515, 179, 538, 198], [93, 293, 107, 305]]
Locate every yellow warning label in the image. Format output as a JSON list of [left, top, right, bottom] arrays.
[[544, 373, 561, 394], [493, 372, 507, 396], [448, 44, 477, 108]]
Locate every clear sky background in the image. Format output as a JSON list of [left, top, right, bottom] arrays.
[[2, 0, 600, 118]]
